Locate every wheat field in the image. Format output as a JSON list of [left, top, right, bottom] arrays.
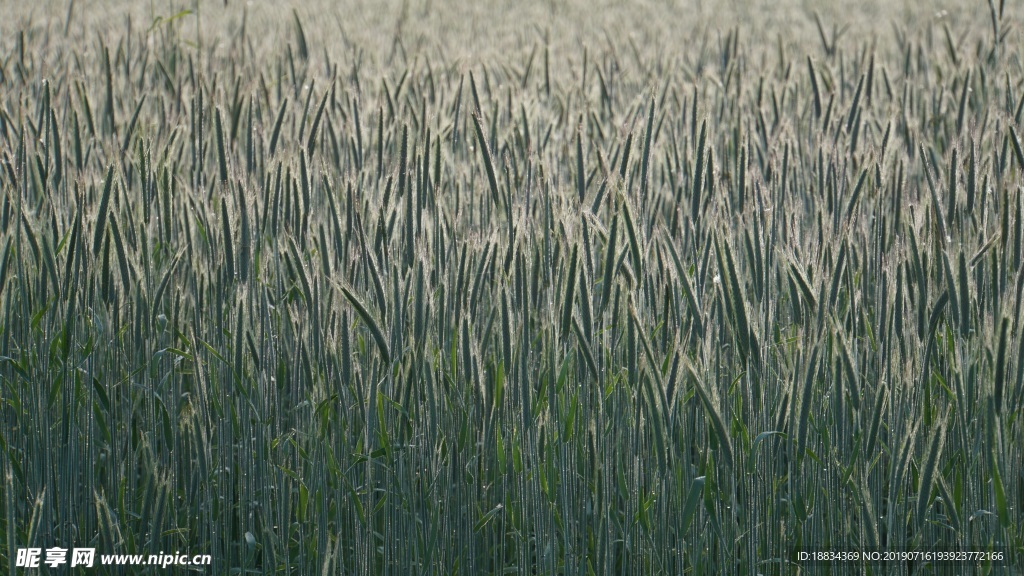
[[1, 0, 1022, 574]]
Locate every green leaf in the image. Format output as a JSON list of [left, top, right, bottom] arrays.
[[681, 476, 705, 533], [474, 504, 503, 532], [992, 465, 1009, 528], [746, 431, 786, 474]]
